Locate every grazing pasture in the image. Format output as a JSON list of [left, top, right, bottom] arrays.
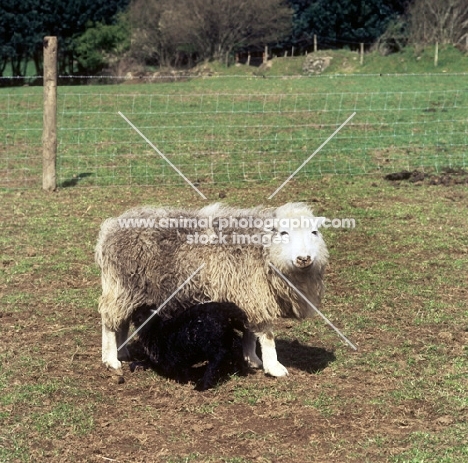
[[0, 72, 467, 462], [1, 72, 468, 189]]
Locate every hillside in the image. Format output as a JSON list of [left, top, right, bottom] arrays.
[[206, 44, 468, 77]]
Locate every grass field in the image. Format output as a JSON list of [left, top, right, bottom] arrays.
[[1, 59, 468, 461], [1, 174, 467, 462], [1, 53, 468, 189]]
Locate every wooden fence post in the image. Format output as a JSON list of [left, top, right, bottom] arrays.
[[434, 41, 439, 67], [314, 35, 317, 53], [42, 36, 57, 191], [360, 43, 364, 65]]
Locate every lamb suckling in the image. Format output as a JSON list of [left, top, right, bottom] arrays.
[[96, 202, 329, 378], [130, 302, 248, 391]]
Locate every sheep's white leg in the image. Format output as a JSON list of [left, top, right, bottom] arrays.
[[242, 330, 262, 369], [102, 323, 122, 372], [258, 330, 289, 377]]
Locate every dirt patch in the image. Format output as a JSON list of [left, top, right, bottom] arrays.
[[384, 167, 468, 185]]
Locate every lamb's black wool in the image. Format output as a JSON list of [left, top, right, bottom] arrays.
[[131, 302, 248, 391]]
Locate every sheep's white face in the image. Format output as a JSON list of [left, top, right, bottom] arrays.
[[267, 204, 327, 271], [274, 219, 325, 269]]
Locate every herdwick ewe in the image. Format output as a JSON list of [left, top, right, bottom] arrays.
[[130, 302, 248, 391], [95, 202, 329, 377]]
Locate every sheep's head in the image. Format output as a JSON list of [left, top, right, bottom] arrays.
[[268, 203, 328, 272]]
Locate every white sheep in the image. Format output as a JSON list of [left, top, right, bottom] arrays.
[[95, 202, 329, 377]]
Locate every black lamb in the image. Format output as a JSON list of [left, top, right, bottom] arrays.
[[130, 302, 249, 391]]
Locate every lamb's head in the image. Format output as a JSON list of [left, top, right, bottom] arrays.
[[268, 203, 328, 272]]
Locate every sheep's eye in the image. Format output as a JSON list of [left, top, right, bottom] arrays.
[[280, 231, 289, 236], [311, 230, 318, 236]]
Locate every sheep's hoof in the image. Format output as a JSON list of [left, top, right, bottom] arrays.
[[117, 348, 132, 362], [103, 359, 123, 376], [109, 367, 124, 377], [246, 355, 263, 369], [264, 362, 289, 377]]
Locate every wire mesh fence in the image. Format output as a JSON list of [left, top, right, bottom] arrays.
[[1, 75, 467, 189]]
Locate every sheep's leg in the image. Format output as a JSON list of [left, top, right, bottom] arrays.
[[242, 329, 263, 369], [101, 322, 123, 373], [258, 330, 289, 377]]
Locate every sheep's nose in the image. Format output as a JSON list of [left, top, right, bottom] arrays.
[[295, 255, 312, 268]]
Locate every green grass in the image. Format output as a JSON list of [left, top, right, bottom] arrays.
[[0, 64, 467, 461], [2, 61, 38, 79], [0, 178, 467, 461], [1, 52, 468, 189], [292, 44, 468, 76]]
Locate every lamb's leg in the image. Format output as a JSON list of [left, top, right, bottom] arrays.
[[102, 322, 123, 373], [197, 350, 227, 391], [242, 329, 262, 369], [197, 363, 219, 391], [116, 319, 131, 362], [258, 330, 289, 377], [129, 360, 151, 372]]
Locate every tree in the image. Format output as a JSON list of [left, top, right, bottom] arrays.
[[40, 0, 130, 74], [407, 0, 468, 46], [130, 0, 293, 66], [0, 0, 43, 76], [129, 0, 175, 67], [286, 0, 407, 50], [73, 13, 131, 74], [0, 0, 129, 77]]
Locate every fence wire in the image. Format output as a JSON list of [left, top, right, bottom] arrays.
[[1, 79, 467, 188]]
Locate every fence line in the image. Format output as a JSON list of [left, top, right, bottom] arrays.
[[0, 84, 467, 189], [2, 71, 468, 86]]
